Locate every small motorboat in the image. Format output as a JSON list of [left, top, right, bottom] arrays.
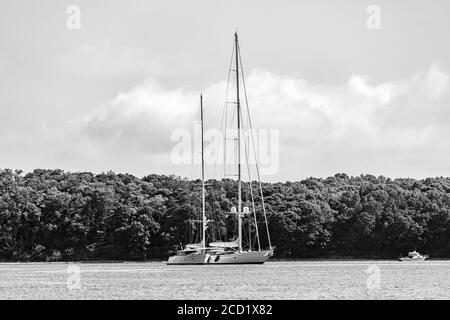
[[398, 251, 429, 261]]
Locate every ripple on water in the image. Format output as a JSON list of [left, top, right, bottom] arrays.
[[1, 260, 450, 299]]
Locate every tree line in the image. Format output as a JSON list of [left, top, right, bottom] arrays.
[[0, 169, 449, 261]]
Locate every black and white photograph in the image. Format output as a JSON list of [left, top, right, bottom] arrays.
[[1, 0, 450, 309]]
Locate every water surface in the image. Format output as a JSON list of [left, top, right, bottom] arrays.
[[1, 260, 449, 299]]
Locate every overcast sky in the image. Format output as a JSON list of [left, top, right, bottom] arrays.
[[1, 0, 450, 182]]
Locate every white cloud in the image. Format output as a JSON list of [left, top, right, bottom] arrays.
[[82, 79, 199, 153], [81, 64, 450, 180]]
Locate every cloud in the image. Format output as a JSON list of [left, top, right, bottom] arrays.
[[82, 79, 199, 153], [81, 64, 450, 179]]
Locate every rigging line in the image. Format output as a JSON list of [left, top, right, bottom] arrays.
[[188, 220, 192, 244], [224, 42, 235, 179], [233, 128, 238, 182], [212, 215, 218, 243], [242, 215, 249, 248], [240, 103, 261, 251], [229, 104, 237, 125], [223, 107, 238, 179], [222, 99, 228, 179], [223, 96, 238, 177], [189, 105, 201, 194], [239, 107, 251, 250], [201, 97, 214, 246], [215, 204, 224, 242], [223, 89, 238, 177], [225, 212, 228, 243], [225, 56, 239, 178], [210, 200, 222, 241], [210, 43, 235, 245], [208, 208, 214, 242], [214, 41, 235, 180], [238, 41, 272, 249]]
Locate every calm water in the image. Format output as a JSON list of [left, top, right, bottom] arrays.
[[0, 260, 449, 299]]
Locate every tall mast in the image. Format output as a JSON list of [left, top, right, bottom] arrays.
[[200, 94, 206, 248], [235, 32, 243, 253]]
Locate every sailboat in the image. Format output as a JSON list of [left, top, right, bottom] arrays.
[[167, 32, 274, 265], [167, 94, 209, 265]]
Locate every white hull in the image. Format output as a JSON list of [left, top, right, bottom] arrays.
[[398, 257, 427, 262], [398, 251, 429, 262], [167, 250, 273, 265], [167, 253, 209, 265], [207, 250, 273, 264]]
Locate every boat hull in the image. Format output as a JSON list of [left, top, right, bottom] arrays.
[[167, 253, 209, 265], [167, 250, 274, 265], [398, 257, 427, 262], [207, 250, 273, 264]]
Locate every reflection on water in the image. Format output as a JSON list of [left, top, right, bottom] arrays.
[[1, 260, 450, 299]]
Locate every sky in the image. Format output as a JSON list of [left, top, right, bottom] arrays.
[[1, 0, 450, 182]]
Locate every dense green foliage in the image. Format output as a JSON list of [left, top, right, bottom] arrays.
[[1, 169, 450, 261]]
